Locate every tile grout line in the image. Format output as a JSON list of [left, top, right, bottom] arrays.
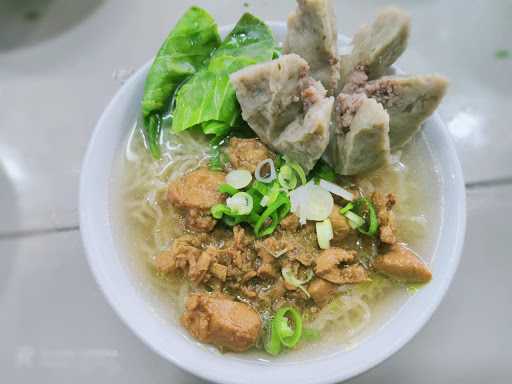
[[1, 178, 511, 241], [465, 176, 512, 190], [0, 225, 80, 241]]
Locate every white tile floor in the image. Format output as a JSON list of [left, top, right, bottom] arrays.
[[0, 0, 511, 382]]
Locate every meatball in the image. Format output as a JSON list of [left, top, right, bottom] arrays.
[[181, 293, 261, 352], [329, 205, 352, 242], [373, 243, 432, 283], [308, 278, 338, 306], [226, 137, 274, 173], [314, 247, 368, 284], [168, 168, 226, 232], [168, 168, 226, 210]]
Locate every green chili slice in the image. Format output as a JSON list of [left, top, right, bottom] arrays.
[[264, 307, 304, 355], [274, 307, 303, 348]]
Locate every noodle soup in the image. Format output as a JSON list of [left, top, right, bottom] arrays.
[[108, 0, 448, 358], [112, 123, 441, 356]]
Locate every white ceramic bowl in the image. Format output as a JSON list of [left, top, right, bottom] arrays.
[[80, 22, 466, 384]]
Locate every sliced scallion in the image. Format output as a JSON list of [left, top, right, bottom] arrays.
[[264, 307, 306, 355], [257, 211, 279, 237], [273, 307, 303, 348], [254, 193, 290, 237], [339, 202, 354, 215], [218, 183, 238, 196], [226, 192, 253, 215], [286, 158, 307, 185], [345, 211, 365, 229], [318, 179, 353, 201], [278, 164, 297, 190], [261, 182, 280, 207], [316, 219, 333, 250], [210, 204, 231, 219], [264, 319, 282, 356], [281, 267, 314, 298], [290, 183, 333, 222], [222, 215, 243, 226], [255, 158, 276, 184], [250, 180, 270, 195], [225, 169, 252, 189], [353, 197, 379, 236]]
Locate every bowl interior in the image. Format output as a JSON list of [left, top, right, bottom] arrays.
[[80, 22, 466, 384]]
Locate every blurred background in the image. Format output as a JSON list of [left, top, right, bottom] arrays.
[[0, 0, 510, 383]]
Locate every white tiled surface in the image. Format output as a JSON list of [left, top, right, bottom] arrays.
[[0, 0, 511, 383]]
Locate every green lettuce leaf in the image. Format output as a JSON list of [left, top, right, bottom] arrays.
[[171, 13, 275, 136], [141, 7, 221, 158], [172, 56, 256, 133], [213, 13, 276, 62]]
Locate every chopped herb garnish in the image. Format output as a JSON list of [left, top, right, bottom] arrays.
[[264, 307, 303, 355], [353, 197, 379, 236]]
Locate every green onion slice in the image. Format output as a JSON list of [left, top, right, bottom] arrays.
[[256, 212, 279, 237], [277, 195, 291, 220], [264, 319, 283, 356], [226, 192, 253, 216], [273, 307, 303, 348], [218, 183, 238, 196], [353, 197, 379, 236], [255, 158, 276, 183], [250, 180, 270, 196], [210, 204, 231, 219], [283, 156, 307, 185], [222, 215, 243, 227], [261, 182, 281, 207], [254, 193, 290, 237], [278, 165, 297, 190], [281, 267, 314, 298], [264, 307, 304, 355], [339, 202, 354, 215], [345, 211, 365, 229], [315, 219, 333, 250], [225, 169, 252, 189]]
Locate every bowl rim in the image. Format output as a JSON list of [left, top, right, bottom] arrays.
[[80, 21, 466, 384]]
